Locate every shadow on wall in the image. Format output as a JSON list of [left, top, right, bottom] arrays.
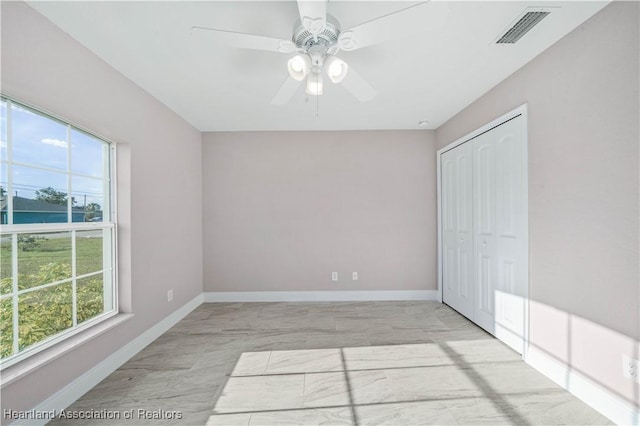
[[444, 284, 639, 422], [526, 299, 640, 416], [487, 289, 640, 421]]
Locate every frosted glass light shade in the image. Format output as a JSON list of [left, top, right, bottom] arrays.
[[305, 72, 323, 95], [287, 55, 311, 81], [324, 56, 348, 83]]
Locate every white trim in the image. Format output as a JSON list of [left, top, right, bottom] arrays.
[[11, 231, 18, 356], [110, 143, 119, 314], [67, 125, 72, 221], [521, 106, 530, 360], [436, 104, 530, 357], [436, 104, 528, 157], [0, 94, 117, 148], [6, 98, 14, 225], [7, 294, 203, 426], [0, 222, 113, 233], [1, 311, 122, 380], [203, 290, 438, 303], [71, 230, 77, 327], [525, 346, 640, 426], [436, 148, 443, 304]]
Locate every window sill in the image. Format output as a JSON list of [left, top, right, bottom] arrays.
[[0, 313, 133, 388]]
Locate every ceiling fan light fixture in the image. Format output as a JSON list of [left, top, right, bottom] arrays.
[[306, 72, 324, 96], [287, 54, 311, 81], [324, 56, 349, 83]]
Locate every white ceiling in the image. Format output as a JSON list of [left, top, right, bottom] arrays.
[[28, 1, 608, 131]]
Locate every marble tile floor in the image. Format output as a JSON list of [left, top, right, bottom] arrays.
[[50, 302, 612, 425]]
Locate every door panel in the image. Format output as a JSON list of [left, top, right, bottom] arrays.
[[476, 144, 494, 236], [457, 154, 472, 234], [443, 160, 454, 233], [473, 132, 497, 334], [442, 142, 474, 320], [472, 115, 527, 353], [493, 116, 527, 353], [442, 158, 457, 299], [459, 248, 470, 298]]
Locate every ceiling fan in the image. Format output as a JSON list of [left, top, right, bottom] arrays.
[[191, 1, 440, 105]]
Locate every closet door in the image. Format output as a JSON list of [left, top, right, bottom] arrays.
[[472, 128, 498, 334], [493, 115, 527, 353], [472, 115, 527, 353], [441, 141, 474, 320]]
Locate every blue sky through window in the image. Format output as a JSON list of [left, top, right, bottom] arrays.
[[0, 99, 109, 222], [71, 129, 106, 178], [12, 105, 68, 171]]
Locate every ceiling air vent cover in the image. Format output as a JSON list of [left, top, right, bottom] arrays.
[[497, 10, 550, 44]]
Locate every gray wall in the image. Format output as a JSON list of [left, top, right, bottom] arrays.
[[1, 1, 203, 413], [202, 130, 437, 292], [436, 2, 639, 407]]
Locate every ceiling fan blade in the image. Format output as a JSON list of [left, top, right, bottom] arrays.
[[191, 26, 298, 53], [271, 76, 303, 105], [338, 1, 449, 52], [341, 67, 376, 102], [297, 0, 327, 36]]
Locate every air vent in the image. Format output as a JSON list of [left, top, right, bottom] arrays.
[[497, 10, 550, 44]]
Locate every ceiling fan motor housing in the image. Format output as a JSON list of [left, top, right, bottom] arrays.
[[292, 15, 341, 51]]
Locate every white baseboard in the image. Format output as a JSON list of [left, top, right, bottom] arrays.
[[203, 290, 439, 302], [10, 294, 204, 426], [525, 346, 639, 426]]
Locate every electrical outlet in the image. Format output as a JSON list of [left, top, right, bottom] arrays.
[[332, 272, 338, 281], [622, 355, 639, 383], [352, 272, 358, 281], [167, 289, 173, 302]]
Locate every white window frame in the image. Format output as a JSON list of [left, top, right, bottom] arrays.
[[0, 96, 118, 370]]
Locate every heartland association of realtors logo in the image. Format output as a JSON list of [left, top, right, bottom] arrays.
[[3, 408, 183, 421]]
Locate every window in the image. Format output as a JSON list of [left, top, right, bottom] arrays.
[[0, 97, 116, 367]]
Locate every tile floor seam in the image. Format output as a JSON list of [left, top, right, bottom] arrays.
[[225, 359, 527, 378], [340, 348, 359, 426], [264, 350, 273, 375], [302, 371, 307, 406]]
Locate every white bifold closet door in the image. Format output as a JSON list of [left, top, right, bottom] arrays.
[[442, 115, 527, 354], [442, 141, 474, 320]]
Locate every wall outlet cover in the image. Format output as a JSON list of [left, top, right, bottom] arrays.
[[622, 354, 639, 383]]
